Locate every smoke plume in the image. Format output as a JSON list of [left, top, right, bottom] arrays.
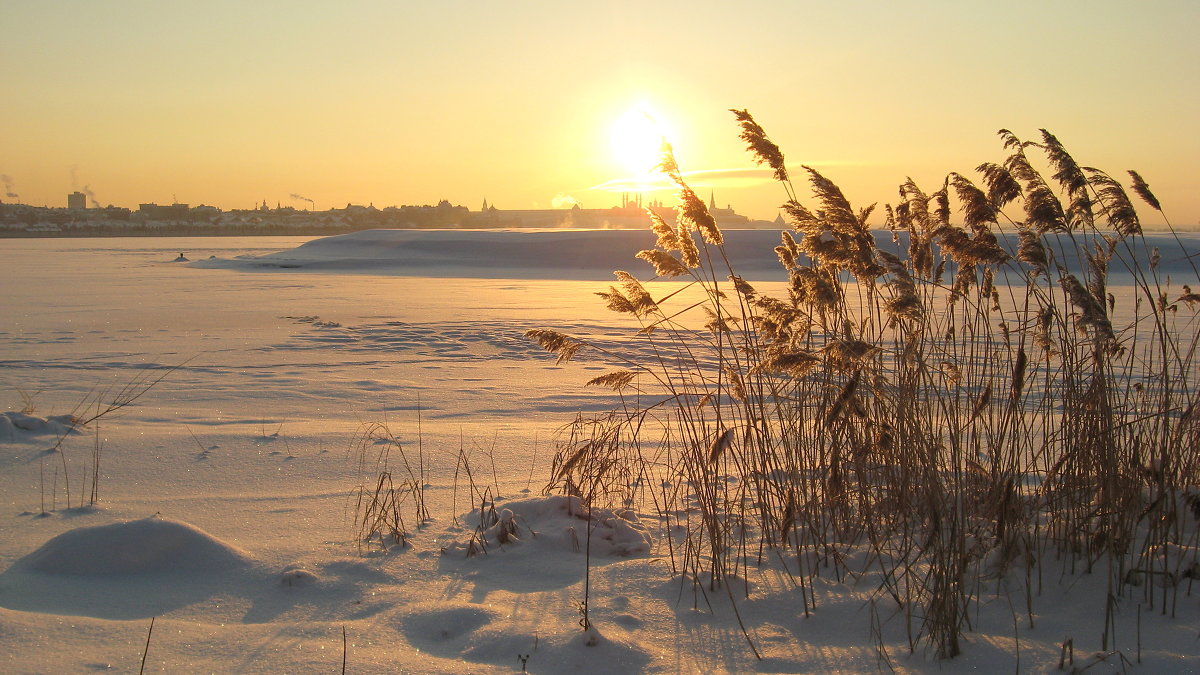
[[1, 174, 17, 200], [551, 193, 580, 209], [82, 184, 101, 208]]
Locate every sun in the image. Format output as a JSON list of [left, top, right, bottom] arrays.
[[609, 104, 673, 181]]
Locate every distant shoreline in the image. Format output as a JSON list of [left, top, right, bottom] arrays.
[[0, 225, 369, 239], [0, 223, 789, 239], [2, 223, 1192, 239]]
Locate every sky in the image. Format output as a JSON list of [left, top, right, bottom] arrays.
[[2, 0, 1198, 225]]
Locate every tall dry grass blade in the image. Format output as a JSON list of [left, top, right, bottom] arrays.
[[139, 616, 155, 675]]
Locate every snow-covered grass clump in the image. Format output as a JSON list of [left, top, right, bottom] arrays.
[[0, 411, 81, 439], [444, 494, 652, 559]]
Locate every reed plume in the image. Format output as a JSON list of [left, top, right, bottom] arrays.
[[1128, 170, 1162, 211], [585, 370, 638, 390], [677, 186, 723, 245], [948, 172, 997, 229], [647, 209, 680, 251], [823, 339, 880, 371], [805, 166, 861, 233], [730, 108, 788, 182], [614, 270, 659, 315], [636, 248, 690, 278], [1039, 129, 1094, 229], [1059, 274, 1117, 347], [934, 224, 1010, 266], [975, 162, 1022, 209], [751, 350, 820, 377], [1085, 168, 1141, 237], [1016, 227, 1049, 275], [525, 328, 584, 364], [878, 250, 923, 322], [775, 231, 799, 269]]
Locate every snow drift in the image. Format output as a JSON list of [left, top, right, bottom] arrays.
[[11, 515, 254, 576]]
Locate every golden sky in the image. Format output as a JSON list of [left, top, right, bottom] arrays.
[[3, 0, 1197, 225]]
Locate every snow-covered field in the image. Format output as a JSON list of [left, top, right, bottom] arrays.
[[1, 232, 1198, 674]]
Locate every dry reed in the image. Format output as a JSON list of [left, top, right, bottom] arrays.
[[526, 112, 1200, 661]]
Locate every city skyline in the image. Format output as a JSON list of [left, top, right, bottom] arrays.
[[3, 1, 1198, 225], [22, 189, 732, 215]]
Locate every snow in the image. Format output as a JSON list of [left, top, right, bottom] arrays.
[[0, 233, 1198, 673], [0, 411, 81, 439]]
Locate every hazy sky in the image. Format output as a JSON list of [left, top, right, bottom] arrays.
[[3, 0, 1197, 224]]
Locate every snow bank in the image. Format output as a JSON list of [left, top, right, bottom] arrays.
[[12, 515, 254, 575], [190, 228, 1200, 281], [191, 228, 790, 280]]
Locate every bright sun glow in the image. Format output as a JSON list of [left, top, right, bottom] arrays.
[[609, 104, 673, 184]]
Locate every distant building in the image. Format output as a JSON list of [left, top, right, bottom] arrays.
[[138, 203, 191, 220], [67, 192, 86, 209]]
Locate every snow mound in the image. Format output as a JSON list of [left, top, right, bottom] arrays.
[[461, 625, 652, 674], [399, 602, 501, 650], [13, 515, 255, 576], [445, 494, 652, 558], [279, 567, 324, 588], [398, 602, 652, 673], [0, 411, 81, 439]]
